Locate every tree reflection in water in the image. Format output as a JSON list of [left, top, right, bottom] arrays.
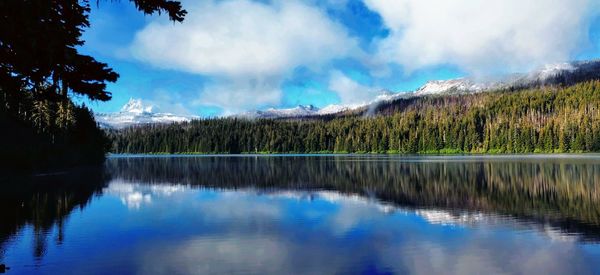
[[2, 155, 600, 266], [0, 168, 108, 262], [106, 155, 600, 241]]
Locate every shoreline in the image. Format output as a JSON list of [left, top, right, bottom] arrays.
[[107, 152, 600, 158]]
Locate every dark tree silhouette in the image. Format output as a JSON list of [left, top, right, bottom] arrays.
[[0, 0, 186, 171], [0, 0, 186, 102]]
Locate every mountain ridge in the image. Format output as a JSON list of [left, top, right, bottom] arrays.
[[97, 59, 600, 126], [240, 59, 600, 119]]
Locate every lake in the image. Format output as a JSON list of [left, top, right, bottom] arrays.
[[2, 155, 600, 274]]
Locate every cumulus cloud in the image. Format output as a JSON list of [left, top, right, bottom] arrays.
[[328, 70, 382, 105], [364, 0, 598, 74], [130, 0, 358, 113]]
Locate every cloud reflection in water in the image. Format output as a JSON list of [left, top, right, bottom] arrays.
[[98, 180, 599, 274]]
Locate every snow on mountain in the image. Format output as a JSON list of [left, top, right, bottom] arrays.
[[317, 104, 352, 115], [240, 105, 319, 119], [98, 60, 600, 124], [413, 78, 496, 96], [242, 60, 600, 119], [534, 62, 576, 80], [413, 60, 600, 97], [95, 99, 197, 129], [239, 103, 365, 119], [238, 90, 403, 119], [119, 98, 157, 114]]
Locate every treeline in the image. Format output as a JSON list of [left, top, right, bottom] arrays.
[[0, 91, 110, 171], [111, 80, 600, 154]]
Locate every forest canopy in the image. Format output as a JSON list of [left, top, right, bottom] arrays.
[[111, 80, 600, 154]]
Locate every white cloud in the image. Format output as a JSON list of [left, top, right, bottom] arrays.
[[194, 78, 283, 115], [152, 89, 197, 115], [328, 70, 382, 105], [104, 181, 189, 209], [364, 0, 598, 74], [130, 0, 358, 114]]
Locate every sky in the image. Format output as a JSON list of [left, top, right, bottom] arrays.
[[79, 0, 600, 117]]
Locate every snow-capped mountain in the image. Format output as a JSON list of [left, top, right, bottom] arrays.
[[239, 103, 364, 119], [241, 105, 320, 119], [317, 104, 353, 115], [414, 60, 600, 97], [413, 78, 497, 96], [240, 60, 600, 119], [98, 60, 600, 124], [95, 99, 197, 129], [237, 90, 411, 119]]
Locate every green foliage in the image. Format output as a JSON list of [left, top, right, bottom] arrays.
[[111, 81, 600, 155]]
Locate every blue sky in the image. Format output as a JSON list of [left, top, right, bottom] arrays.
[[80, 0, 600, 116]]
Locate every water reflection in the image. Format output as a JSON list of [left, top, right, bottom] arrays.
[[103, 181, 187, 209], [107, 155, 600, 242], [99, 184, 598, 274], [0, 168, 107, 262], [0, 155, 599, 274]]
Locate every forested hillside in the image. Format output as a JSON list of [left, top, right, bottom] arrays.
[[110, 80, 600, 154]]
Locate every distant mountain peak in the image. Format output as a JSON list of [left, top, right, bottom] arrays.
[[95, 98, 197, 129], [99, 59, 600, 124], [120, 98, 157, 114]]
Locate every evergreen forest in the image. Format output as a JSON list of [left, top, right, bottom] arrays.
[[110, 80, 600, 154]]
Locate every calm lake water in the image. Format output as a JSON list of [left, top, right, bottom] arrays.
[[2, 155, 600, 274]]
